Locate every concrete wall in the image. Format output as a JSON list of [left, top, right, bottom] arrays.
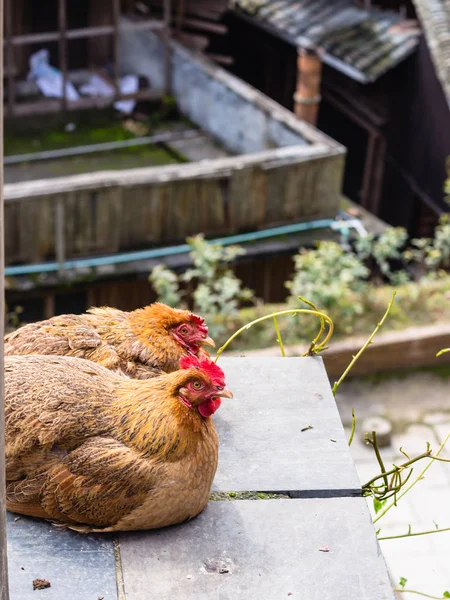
[[119, 21, 325, 155]]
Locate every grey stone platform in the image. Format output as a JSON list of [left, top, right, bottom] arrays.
[[6, 357, 394, 599], [214, 357, 361, 496]]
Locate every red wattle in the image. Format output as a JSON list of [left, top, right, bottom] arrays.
[[198, 397, 222, 418]]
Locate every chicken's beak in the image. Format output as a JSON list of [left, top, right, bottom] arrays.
[[201, 335, 216, 348], [217, 387, 233, 399]]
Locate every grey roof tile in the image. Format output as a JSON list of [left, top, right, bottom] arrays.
[[411, 0, 450, 105], [232, 0, 422, 82]]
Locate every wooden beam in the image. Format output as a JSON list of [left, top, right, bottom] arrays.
[[58, 0, 68, 110], [3, 21, 165, 46], [182, 17, 227, 35], [0, 0, 10, 595], [9, 89, 164, 117]]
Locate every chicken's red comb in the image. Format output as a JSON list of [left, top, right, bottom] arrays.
[[188, 313, 207, 326], [179, 355, 225, 385]]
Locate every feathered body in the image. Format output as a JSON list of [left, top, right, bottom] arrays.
[[5, 354, 231, 532], [4, 303, 214, 379]]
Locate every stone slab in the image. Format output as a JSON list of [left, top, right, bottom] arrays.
[[118, 497, 395, 600], [212, 357, 361, 496], [6, 513, 117, 600]]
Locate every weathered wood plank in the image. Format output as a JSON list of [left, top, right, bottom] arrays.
[[3, 148, 343, 267], [198, 178, 227, 235], [118, 497, 395, 600], [3, 145, 335, 201], [323, 323, 450, 378]]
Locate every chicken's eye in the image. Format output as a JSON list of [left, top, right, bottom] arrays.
[[192, 381, 203, 390], [180, 326, 189, 335]]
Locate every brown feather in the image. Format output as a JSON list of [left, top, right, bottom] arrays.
[[5, 303, 212, 379], [5, 355, 223, 532]]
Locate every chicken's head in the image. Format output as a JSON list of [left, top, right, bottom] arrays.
[[177, 355, 233, 418], [136, 303, 215, 356], [171, 313, 215, 355]]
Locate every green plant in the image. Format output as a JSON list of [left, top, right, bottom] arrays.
[[149, 265, 183, 308], [285, 241, 369, 334], [355, 227, 410, 285], [404, 214, 450, 273], [183, 235, 254, 338], [149, 235, 255, 340]]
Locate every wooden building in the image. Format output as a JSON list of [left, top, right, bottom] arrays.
[[224, 0, 450, 236], [3, 0, 232, 117], [4, 28, 345, 321]]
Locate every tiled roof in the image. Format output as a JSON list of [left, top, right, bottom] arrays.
[[412, 0, 450, 105], [231, 0, 421, 83]]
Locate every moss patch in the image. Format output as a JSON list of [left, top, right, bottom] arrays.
[[4, 107, 192, 182], [209, 491, 290, 501]]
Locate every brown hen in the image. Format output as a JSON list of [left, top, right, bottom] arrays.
[[5, 354, 232, 532], [4, 302, 215, 378]]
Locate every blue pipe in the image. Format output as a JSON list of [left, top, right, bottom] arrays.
[[5, 218, 338, 277]]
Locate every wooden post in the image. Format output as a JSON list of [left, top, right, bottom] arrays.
[[58, 0, 68, 111], [175, 0, 185, 35], [293, 46, 322, 126], [112, 0, 121, 99], [164, 0, 172, 95], [0, 0, 11, 595], [5, 0, 15, 117]]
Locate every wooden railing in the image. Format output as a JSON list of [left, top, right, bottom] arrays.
[[4, 146, 343, 269], [3, 0, 171, 117]]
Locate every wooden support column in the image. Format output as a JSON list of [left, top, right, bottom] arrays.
[[5, 0, 15, 117], [164, 0, 172, 95], [293, 46, 323, 126], [0, 0, 10, 596], [89, 0, 114, 69], [58, 0, 68, 111], [112, 0, 121, 98]]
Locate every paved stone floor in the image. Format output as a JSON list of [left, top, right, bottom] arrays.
[[338, 373, 450, 600]]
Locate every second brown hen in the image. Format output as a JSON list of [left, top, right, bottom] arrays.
[[5, 354, 232, 532], [5, 302, 215, 378]]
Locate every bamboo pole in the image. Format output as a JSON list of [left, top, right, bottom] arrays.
[[0, 0, 10, 594], [293, 46, 323, 126]]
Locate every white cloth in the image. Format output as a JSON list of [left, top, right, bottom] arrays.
[[28, 49, 80, 101]]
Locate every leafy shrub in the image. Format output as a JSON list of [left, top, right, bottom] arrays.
[[285, 241, 370, 335], [403, 214, 450, 274], [149, 265, 183, 308], [355, 227, 409, 285], [149, 234, 255, 340]]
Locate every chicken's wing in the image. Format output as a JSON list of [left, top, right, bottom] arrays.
[[6, 436, 160, 529]]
